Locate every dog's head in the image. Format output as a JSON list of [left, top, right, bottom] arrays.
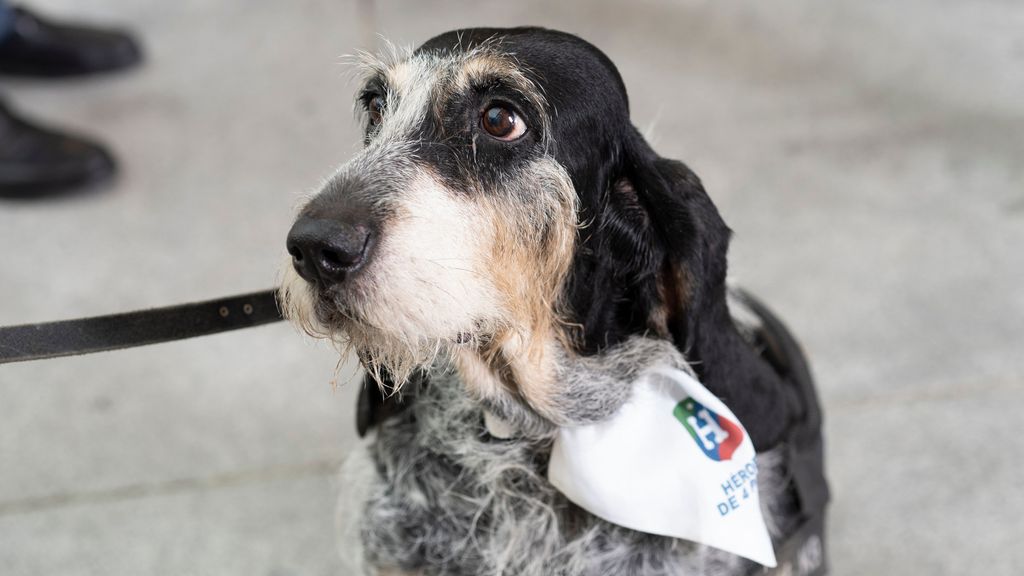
[[281, 27, 733, 423]]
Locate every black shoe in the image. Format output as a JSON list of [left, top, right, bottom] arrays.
[[0, 6, 141, 77], [0, 99, 116, 199]]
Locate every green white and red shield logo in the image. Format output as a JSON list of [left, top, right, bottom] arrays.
[[673, 397, 744, 461]]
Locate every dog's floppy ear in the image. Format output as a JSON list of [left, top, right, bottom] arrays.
[[608, 128, 803, 449], [619, 139, 727, 352]]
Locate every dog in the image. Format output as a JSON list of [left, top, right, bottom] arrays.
[[280, 27, 829, 576]]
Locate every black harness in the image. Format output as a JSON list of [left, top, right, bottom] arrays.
[[357, 290, 831, 575]]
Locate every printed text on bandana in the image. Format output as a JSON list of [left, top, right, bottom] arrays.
[[717, 459, 758, 517]]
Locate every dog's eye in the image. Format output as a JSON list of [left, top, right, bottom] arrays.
[[481, 105, 526, 141], [367, 95, 385, 127]]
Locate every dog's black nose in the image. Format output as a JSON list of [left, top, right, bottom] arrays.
[[286, 217, 371, 285]]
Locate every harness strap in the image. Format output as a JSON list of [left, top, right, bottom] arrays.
[[729, 289, 829, 574], [731, 288, 830, 518], [0, 289, 283, 364]]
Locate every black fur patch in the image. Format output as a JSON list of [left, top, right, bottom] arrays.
[[412, 27, 804, 450]]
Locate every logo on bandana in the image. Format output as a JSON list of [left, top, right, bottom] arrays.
[[673, 397, 744, 461]]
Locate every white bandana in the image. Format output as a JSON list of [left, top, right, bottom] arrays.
[[547, 365, 777, 567]]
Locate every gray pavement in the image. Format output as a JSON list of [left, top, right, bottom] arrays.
[[1, 1, 1022, 574]]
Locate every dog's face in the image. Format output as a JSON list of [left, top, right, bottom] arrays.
[[282, 27, 732, 421]]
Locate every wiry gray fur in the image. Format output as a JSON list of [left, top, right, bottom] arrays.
[[340, 336, 795, 576], [479, 337, 683, 438]]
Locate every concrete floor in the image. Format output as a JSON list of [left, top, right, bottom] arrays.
[[1, 1, 1022, 574]]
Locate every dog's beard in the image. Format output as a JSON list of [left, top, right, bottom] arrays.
[[279, 263, 477, 389], [342, 321, 452, 388]]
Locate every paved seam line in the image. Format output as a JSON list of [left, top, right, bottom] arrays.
[[827, 376, 1021, 411], [0, 458, 342, 517]]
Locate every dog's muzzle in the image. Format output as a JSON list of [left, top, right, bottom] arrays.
[[286, 216, 372, 287]]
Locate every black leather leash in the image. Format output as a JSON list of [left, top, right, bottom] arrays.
[[0, 289, 283, 365]]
